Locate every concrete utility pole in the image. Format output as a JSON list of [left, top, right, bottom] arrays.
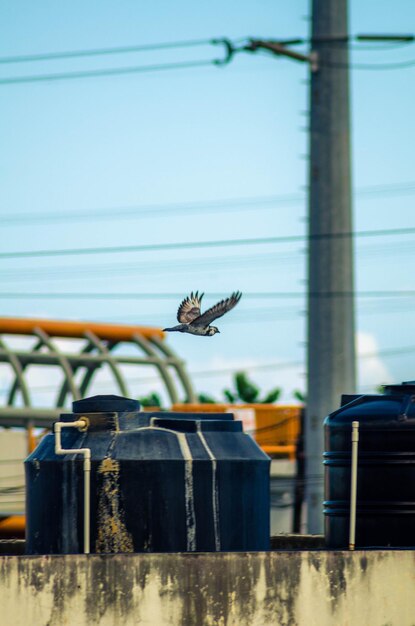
[[238, 17, 412, 535], [306, 0, 356, 533]]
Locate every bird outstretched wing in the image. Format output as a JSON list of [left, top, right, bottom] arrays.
[[192, 291, 242, 327], [177, 291, 204, 323]]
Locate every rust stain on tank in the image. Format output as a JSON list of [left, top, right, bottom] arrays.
[[98, 457, 119, 474], [96, 457, 134, 553]]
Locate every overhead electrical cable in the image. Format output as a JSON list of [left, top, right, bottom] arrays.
[[0, 290, 415, 300], [0, 33, 413, 85], [0, 252, 303, 282], [321, 58, 415, 70], [0, 34, 412, 65], [1, 192, 304, 225], [0, 37, 217, 64], [1, 225, 415, 259], [94, 299, 415, 326], [2, 181, 415, 226], [0, 239, 414, 284], [0, 59, 217, 86]]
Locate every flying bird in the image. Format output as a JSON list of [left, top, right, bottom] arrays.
[[163, 291, 242, 336]]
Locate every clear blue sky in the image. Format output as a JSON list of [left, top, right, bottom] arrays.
[[0, 0, 414, 405]]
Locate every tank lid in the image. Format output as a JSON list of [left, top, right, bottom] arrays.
[[383, 380, 415, 395], [72, 394, 140, 413]]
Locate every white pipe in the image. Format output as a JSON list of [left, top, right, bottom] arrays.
[[349, 420, 359, 551], [54, 418, 91, 555]]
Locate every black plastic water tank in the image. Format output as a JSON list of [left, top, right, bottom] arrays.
[[25, 395, 270, 554], [324, 381, 415, 548]]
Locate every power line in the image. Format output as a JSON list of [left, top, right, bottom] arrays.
[[245, 36, 415, 73], [287, 34, 415, 45], [1, 192, 304, 226], [3, 297, 395, 336], [1, 236, 415, 284], [0, 251, 302, 283], [0, 58, 217, 86], [117, 300, 415, 322], [349, 43, 415, 51], [0, 34, 413, 86], [321, 58, 415, 70], [0, 38, 217, 64], [0, 235, 413, 290], [0, 290, 415, 300], [1, 225, 415, 260], [0, 297, 406, 331], [2, 180, 415, 227], [0, 33, 412, 66], [0, 235, 297, 259], [232, 344, 407, 377], [0, 32, 412, 88], [90, 298, 415, 325]]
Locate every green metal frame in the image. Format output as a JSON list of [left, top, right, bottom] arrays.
[[0, 325, 196, 427]]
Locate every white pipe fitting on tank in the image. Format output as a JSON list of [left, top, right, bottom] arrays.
[[54, 418, 91, 554], [349, 421, 359, 551]]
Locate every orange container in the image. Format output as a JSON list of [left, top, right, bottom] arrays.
[[172, 403, 302, 459], [0, 515, 25, 538]]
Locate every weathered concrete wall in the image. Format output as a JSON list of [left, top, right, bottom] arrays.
[[1, 550, 415, 626]]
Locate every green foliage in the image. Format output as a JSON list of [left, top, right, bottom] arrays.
[[235, 372, 260, 403], [194, 373, 283, 406], [223, 389, 236, 403], [139, 392, 162, 407], [197, 393, 217, 404], [293, 389, 306, 403], [262, 388, 282, 404], [228, 372, 281, 404]]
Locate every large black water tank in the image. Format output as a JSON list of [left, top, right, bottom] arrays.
[[25, 395, 270, 554], [324, 381, 415, 548]]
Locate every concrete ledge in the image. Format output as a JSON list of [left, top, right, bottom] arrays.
[[1, 550, 415, 625], [270, 534, 324, 550], [0, 539, 24, 556], [0, 535, 326, 556]]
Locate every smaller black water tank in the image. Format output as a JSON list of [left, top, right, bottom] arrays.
[[324, 381, 415, 548]]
